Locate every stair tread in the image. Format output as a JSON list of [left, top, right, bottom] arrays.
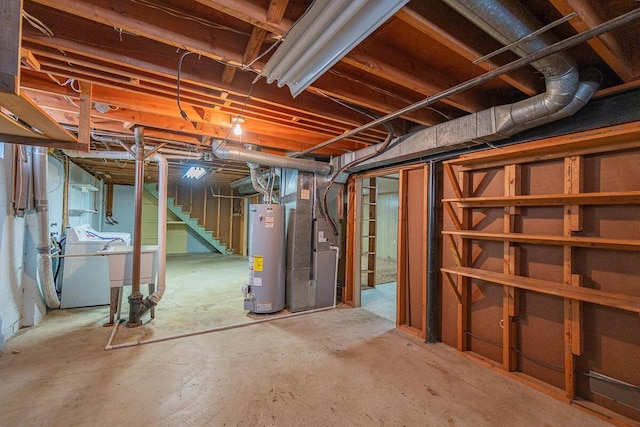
[[149, 186, 231, 255]]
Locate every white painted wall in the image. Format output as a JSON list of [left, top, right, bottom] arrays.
[[0, 143, 23, 346], [66, 159, 100, 230], [101, 184, 134, 237], [0, 146, 109, 346]]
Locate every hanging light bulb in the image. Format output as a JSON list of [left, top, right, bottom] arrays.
[[233, 123, 242, 136]]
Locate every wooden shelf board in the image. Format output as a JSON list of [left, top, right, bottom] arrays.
[[443, 230, 640, 251], [442, 191, 640, 207], [445, 122, 640, 170], [0, 110, 46, 138], [0, 92, 77, 142], [441, 266, 640, 314]]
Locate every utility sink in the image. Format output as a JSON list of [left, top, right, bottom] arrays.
[[98, 245, 158, 288]]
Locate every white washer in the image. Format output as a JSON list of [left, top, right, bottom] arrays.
[[60, 224, 131, 308]]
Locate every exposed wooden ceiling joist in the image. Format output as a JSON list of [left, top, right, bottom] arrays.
[[7, 0, 637, 187]]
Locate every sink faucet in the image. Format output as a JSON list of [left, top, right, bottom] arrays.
[[102, 237, 124, 251]]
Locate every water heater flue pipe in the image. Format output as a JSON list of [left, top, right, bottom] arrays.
[[33, 146, 61, 309], [212, 144, 332, 175]]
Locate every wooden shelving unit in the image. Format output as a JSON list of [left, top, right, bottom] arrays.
[[441, 122, 640, 422], [362, 177, 377, 288]]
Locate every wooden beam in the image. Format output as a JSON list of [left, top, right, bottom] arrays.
[[343, 47, 484, 113], [563, 155, 583, 400], [0, 91, 77, 141], [194, 0, 292, 35], [266, 0, 289, 24], [78, 82, 92, 146], [443, 201, 463, 231], [395, 6, 539, 96], [21, 31, 391, 140], [20, 48, 41, 71], [0, 0, 22, 94], [457, 169, 471, 352], [30, 0, 247, 65], [502, 164, 520, 372], [23, 89, 351, 153], [448, 122, 640, 170], [221, 26, 268, 85], [27, 1, 439, 125], [444, 234, 462, 267], [444, 162, 463, 199], [21, 73, 367, 149], [0, 132, 88, 151], [548, 0, 636, 81]]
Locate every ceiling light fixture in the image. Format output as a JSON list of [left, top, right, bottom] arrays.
[[231, 116, 244, 136], [257, 0, 408, 98], [183, 166, 207, 180], [93, 102, 111, 114]]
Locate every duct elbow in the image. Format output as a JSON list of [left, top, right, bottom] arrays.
[[540, 66, 580, 112]]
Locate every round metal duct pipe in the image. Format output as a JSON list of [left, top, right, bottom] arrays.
[[212, 144, 332, 175]]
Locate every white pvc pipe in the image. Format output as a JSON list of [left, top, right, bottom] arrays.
[[148, 153, 167, 304], [104, 304, 339, 350]]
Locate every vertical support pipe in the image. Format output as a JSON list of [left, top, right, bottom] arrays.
[[127, 126, 145, 327], [62, 157, 69, 231], [426, 161, 438, 343]]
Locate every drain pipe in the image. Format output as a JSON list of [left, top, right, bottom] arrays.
[[426, 161, 438, 343], [212, 143, 333, 175], [132, 152, 168, 319], [32, 146, 60, 309], [126, 127, 146, 327]]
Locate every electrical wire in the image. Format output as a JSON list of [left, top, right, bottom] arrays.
[[326, 70, 454, 121], [22, 10, 54, 37], [130, 0, 251, 37], [177, 51, 196, 122], [320, 105, 395, 238], [47, 157, 64, 193]]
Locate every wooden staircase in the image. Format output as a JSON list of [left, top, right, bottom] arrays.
[[144, 184, 233, 254]]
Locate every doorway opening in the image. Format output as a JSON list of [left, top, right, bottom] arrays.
[[359, 173, 399, 323]]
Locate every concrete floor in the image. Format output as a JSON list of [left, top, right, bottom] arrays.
[[0, 254, 608, 426], [361, 282, 396, 323]]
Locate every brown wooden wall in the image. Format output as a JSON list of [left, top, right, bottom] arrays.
[[440, 123, 640, 423], [173, 184, 246, 254]]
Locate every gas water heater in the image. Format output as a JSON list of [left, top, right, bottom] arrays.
[[243, 204, 285, 313]]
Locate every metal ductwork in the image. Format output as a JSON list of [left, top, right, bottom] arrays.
[[248, 162, 269, 198], [212, 144, 333, 175], [337, 0, 601, 172]]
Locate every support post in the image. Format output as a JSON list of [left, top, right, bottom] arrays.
[[0, 0, 22, 94], [502, 164, 521, 371], [563, 155, 583, 399]]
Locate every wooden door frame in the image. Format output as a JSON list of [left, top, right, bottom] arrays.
[[345, 163, 428, 338]]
